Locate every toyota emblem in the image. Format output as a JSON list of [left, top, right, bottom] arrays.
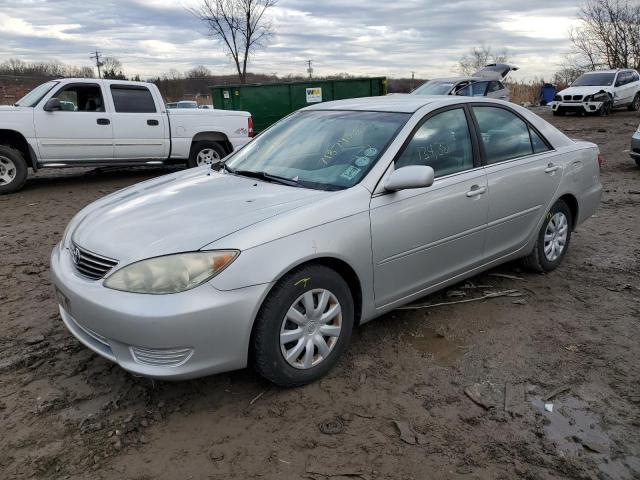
[[72, 247, 81, 265]]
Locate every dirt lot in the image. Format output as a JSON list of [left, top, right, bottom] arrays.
[[1, 108, 639, 480]]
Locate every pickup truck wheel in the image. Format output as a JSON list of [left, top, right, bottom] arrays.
[[0, 145, 28, 194], [628, 93, 640, 111], [522, 200, 572, 273], [188, 141, 226, 168]]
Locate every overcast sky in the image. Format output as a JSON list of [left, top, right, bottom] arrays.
[[0, 0, 581, 80]]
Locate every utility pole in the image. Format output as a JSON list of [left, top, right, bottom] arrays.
[[90, 50, 103, 78], [307, 59, 313, 80], [410, 71, 415, 91]]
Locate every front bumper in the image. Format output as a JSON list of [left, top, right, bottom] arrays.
[[550, 100, 603, 114], [50, 243, 271, 380], [631, 132, 640, 161]]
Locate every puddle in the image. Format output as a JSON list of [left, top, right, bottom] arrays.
[[529, 394, 640, 479], [402, 327, 465, 366]]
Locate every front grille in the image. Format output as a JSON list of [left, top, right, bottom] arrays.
[[563, 95, 572, 101], [572, 95, 583, 101], [71, 243, 118, 280], [130, 346, 194, 367]]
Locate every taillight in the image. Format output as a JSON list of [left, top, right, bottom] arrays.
[[597, 153, 604, 169], [248, 117, 254, 138]]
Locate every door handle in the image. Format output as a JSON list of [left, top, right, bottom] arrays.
[[466, 185, 487, 197], [147, 119, 159, 126], [545, 163, 560, 174], [96, 118, 110, 125]]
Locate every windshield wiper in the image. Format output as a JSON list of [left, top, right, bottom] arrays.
[[230, 169, 303, 187]]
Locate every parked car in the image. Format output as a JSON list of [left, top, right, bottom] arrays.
[[166, 100, 198, 109], [549, 69, 640, 116], [0, 79, 253, 194], [631, 124, 640, 167], [412, 63, 519, 102], [198, 105, 213, 110], [51, 95, 602, 387]]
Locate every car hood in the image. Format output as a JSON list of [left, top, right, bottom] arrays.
[[71, 168, 326, 264], [558, 86, 612, 97]]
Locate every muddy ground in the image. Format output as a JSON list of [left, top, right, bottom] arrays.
[[1, 108, 639, 480]]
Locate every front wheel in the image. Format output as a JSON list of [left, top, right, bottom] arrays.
[[0, 145, 28, 194], [188, 141, 226, 168], [635, 158, 640, 168], [598, 99, 612, 116], [552, 108, 564, 116], [628, 93, 640, 111], [522, 200, 572, 272], [251, 264, 354, 387]]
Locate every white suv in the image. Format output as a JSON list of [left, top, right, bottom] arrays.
[[550, 69, 640, 116]]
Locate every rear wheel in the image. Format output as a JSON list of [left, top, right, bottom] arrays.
[[252, 264, 354, 387], [628, 93, 640, 111], [522, 200, 572, 273], [188, 141, 226, 168], [0, 145, 28, 194]]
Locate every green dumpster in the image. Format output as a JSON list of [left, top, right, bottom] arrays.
[[210, 77, 387, 133]]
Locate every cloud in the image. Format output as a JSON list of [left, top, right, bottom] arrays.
[[0, 0, 580, 80]]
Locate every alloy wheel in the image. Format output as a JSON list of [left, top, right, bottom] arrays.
[[196, 148, 221, 166], [0, 156, 16, 186], [544, 212, 568, 262], [280, 289, 342, 369]]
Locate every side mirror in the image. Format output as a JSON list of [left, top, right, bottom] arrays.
[[384, 165, 435, 191], [44, 98, 61, 112]]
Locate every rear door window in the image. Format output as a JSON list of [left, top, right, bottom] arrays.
[[457, 81, 490, 97], [110, 86, 157, 113], [395, 108, 474, 177], [472, 106, 551, 163]]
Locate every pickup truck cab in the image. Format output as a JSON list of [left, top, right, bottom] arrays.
[[0, 78, 253, 193], [550, 69, 640, 116]]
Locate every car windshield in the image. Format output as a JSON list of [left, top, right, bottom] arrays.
[[15, 81, 58, 107], [225, 110, 409, 191], [572, 73, 615, 87], [412, 81, 454, 95]]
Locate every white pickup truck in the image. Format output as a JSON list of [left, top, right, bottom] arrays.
[[0, 78, 253, 193]]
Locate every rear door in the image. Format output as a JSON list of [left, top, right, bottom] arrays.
[[486, 81, 509, 101], [471, 105, 561, 260], [108, 84, 168, 160], [33, 82, 114, 161]]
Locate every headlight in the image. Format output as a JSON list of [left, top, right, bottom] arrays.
[[583, 95, 593, 102], [104, 250, 239, 294]]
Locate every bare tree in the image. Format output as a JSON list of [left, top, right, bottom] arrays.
[[458, 44, 509, 76], [101, 57, 126, 80], [191, 0, 277, 83], [569, 0, 640, 70]]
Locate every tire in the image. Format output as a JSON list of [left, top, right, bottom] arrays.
[[598, 98, 612, 116], [0, 145, 28, 194], [552, 109, 564, 116], [635, 158, 640, 168], [188, 141, 226, 168], [522, 200, 572, 273], [628, 93, 640, 111], [251, 264, 355, 387]]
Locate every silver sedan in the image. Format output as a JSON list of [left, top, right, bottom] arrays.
[[51, 95, 603, 386]]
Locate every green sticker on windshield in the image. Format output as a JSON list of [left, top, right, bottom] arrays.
[[340, 165, 361, 181]]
